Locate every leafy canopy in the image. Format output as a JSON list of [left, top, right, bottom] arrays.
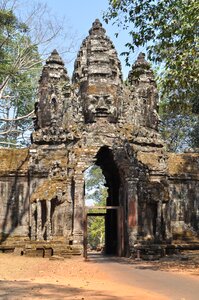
[[84, 165, 107, 249], [0, 7, 41, 146], [85, 165, 107, 206], [104, 0, 199, 110]]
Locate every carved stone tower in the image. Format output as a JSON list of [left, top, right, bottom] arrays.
[[0, 19, 198, 258], [72, 19, 123, 124], [128, 52, 160, 129], [32, 49, 71, 144], [29, 19, 170, 255]]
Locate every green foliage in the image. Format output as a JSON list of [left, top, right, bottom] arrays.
[[159, 102, 197, 151], [85, 165, 107, 206], [190, 120, 199, 147], [104, 0, 199, 149], [85, 165, 108, 249], [88, 215, 105, 250], [0, 6, 42, 146]]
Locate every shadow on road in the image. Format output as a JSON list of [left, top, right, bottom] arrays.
[[85, 253, 133, 265], [86, 252, 199, 274], [0, 279, 120, 300]]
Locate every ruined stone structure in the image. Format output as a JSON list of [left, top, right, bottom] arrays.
[[0, 20, 199, 257]]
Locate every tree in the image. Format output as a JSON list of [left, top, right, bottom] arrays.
[[190, 123, 199, 147], [159, 102, 197, 151], [85, 165, 107, 206], [0, 7, 41, 146], [84, 165, 108, 249], [104, 0, 199, 149], [88, 215, 105, 250], [104, 0, 198, 106], [0, 0, 76, 146]]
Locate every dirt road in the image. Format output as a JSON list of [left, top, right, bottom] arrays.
[[0, 253, 199, 299], [89, 254, 199, 300]]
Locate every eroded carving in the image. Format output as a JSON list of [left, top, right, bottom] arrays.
[[0, 19, 198, 258]]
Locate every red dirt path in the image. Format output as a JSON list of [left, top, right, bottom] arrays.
[[0, 253, 198, 299]]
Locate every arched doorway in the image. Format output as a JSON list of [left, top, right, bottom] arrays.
[[84, 146, 124, 258]]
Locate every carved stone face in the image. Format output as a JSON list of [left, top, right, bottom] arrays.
[[82, 85, 119, 123]]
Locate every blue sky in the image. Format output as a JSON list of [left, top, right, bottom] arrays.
[[45, 0, 142, 78]]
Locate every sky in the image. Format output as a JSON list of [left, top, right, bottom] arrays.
[[41, 0, 142, 78]]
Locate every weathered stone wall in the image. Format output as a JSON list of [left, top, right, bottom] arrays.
[[169, 180, 199, 240], [168, 153, 199, 240], [0, 149, 29, 243], [0, 19, 199, 257], [29, 147, 73, 242]]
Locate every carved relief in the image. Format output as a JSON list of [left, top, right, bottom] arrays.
[[0, 19, 198, 258], [81, 87, 120, 123]]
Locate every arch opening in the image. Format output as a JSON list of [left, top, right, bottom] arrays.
[[84, 146, 121, 256]]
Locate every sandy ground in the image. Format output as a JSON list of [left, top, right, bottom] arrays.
[[0, 253, 199, 300]]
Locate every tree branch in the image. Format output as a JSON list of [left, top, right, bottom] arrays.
[[0, 141, 19, 146], [0, 110, 34, 122], [0, 129, 21, 135], [0, 76, 11, 99]]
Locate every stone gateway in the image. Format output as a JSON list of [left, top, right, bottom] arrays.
[[0, 20, 199, 258]]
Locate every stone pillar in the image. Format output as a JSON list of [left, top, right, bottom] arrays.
[[30, 202, 37, 240], [73, 175, 84, 245], [162, 202, 172, 242], [127, 178, 138, 248], [36, 200, 42, 241], [155, 201, 162, 241], [64, 179, 73, 237], [46, 200, 51, 241]]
